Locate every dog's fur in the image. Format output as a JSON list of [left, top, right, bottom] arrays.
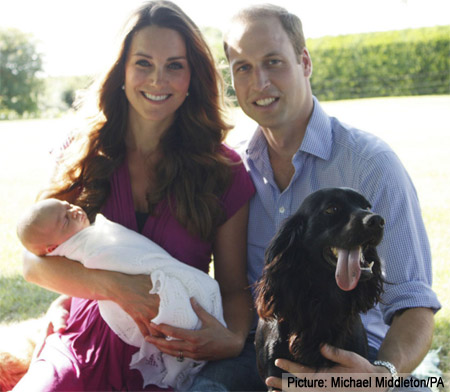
[[0, 318, 42, 391], [255, 187, 385, 381]]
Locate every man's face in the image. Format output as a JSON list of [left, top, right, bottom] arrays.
[[226, 16, 312, 132]]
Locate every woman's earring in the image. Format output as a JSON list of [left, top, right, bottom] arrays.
[[121, 85, 125, 91], [186, 92, 189, 97]]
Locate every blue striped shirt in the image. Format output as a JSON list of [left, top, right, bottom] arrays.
[[242, 97, 441, 349]]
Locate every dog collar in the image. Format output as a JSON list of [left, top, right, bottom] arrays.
[[374, 360, 399, 391]]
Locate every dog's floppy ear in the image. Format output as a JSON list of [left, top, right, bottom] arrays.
[[265, 213, 305, 265], [255, 213, 305, 321]]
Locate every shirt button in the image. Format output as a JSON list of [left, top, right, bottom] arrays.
[[279, 206, 285, 214]]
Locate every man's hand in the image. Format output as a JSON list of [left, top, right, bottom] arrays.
[[266, 345, 389, 392]]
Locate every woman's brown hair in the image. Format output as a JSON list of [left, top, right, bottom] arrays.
[[43, 0, 233, 240]]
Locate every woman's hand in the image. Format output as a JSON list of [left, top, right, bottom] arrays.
[[107, 272, 160, 338], [45, 294, 72, 333], [145, 298, 245, 361], [33, 295, 72, 359]]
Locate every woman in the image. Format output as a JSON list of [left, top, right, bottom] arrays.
[[17, 1, 255, 390]]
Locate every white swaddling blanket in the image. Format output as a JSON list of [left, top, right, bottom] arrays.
[[49, 214, 226, 390]]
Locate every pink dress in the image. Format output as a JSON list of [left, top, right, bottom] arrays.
[[15, 146, 255, 391]]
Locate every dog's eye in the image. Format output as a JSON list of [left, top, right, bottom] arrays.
[[325, 206, 339, 215]]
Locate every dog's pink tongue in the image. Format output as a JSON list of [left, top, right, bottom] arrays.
[[335, 248, 361, 291]]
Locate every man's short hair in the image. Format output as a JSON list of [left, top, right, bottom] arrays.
[[223, 4, 306, 59]]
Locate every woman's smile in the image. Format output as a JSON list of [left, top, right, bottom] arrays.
[[141, 92, 172, 103]]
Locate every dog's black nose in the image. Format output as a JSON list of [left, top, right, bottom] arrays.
[[365, 214, 385, 229]]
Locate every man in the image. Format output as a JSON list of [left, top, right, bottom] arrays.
[[219, 3, 440, 391]]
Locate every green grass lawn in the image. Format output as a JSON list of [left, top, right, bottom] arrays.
[[1, 96, 449, 372]]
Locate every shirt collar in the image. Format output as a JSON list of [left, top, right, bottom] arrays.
[[246, 126, 266, 162], [246, 96, 333, 163], [299, 96, 333, 161]]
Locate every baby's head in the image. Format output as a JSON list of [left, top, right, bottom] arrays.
[[17, 199, 90, 256]]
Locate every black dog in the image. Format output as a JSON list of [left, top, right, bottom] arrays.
[[255, 187, 385, 382]]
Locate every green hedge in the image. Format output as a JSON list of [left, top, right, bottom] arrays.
[[307, 25, 450, 101]]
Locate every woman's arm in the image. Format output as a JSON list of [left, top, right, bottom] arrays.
[[212, 201, 254, 350], [22, 250, 159, 337], [146, 202, 254, 360]]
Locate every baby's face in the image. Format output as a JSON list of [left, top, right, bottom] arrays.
[[44, 200, 90, 249]]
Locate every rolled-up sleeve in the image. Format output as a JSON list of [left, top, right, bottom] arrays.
[[359, 150, 441, 325]]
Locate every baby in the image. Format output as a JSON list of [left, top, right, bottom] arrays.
[[16, 198, 225, 390], [17, 199, 90, 256]]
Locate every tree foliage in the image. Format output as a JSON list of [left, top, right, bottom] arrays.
[[0, 28, 43, 116], [202, 27, 235, 100]]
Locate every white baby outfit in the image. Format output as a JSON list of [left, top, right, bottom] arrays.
[[50, 214, 225, 390]]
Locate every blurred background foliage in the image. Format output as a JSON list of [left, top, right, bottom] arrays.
[[0, 28, 44, 117], [308, 25, 450, 100], [1, 25, 449, 119]]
